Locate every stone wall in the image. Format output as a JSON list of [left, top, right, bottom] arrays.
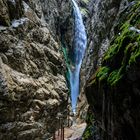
[[77, 0, 128, 122], [84, 1, 140, 139], [0, 0, 71, 139]]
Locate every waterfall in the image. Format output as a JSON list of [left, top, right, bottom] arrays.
[[70, 0, 87, 114]]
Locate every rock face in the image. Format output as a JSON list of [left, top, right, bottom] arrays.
[[41, 0, 72, 39], [77, 0, 128, 122], [0, 0, 71, 139], [84, 1, 140, 139]]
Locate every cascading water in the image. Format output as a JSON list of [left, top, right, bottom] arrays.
[[70, 0, 87, 114]]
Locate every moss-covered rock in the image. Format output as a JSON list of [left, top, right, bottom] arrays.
[[96, 1, 140, 87], [82, 107, 94, 140], [85, 1, 140, 140]]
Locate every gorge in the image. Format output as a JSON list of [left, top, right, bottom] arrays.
[[0, 0, 140, 140]]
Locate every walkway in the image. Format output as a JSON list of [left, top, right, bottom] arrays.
[[55, 123, 86, 140]]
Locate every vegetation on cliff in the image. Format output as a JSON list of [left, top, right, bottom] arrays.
[[84, 1, 140, 139], [89, 1, 140, 87], [1, 0, 140, 139]]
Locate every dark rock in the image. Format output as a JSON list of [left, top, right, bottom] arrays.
[[0, 0, 10, 26], [0, 0, 70, 139], [84, 2, 140, 140], [78, 0, 128, 124]]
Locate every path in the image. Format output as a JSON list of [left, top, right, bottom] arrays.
[[55, 123, 86, 140]]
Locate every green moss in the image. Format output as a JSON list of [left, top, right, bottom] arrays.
[[96, 66, 110, 81], [107, 69, 123, 86], [80, 8, 89, 16], [86, 112, 94, 123], [80, 0, 89, 16], [92, 2, 140, 88], [129, 42, 140, 64], [104, 22, 139, 86], [104, 44, 118, 61], [81, 0, 89, 4], [82, 112, 94, 140], [86, 2, 140, 139], [104, 22, 132, 63], [122, 43, 133, 66], [82, 126, 92, 140]]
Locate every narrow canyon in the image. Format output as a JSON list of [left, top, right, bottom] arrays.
[[0, 0, 140, 140]]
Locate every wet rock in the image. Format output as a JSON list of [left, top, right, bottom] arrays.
[[78, 0, 129, 123], [84, 2, 140, 139], [0, 0, 10, 26], [0, 0, 71, 139], [7, 0, 24, 20], [40, 0, 72, 39]]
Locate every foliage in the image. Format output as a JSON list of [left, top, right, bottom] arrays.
[[96, 66, 110, 81], [89, 1, 140, 87], [84, 1, 140, 139], [80, 8, 89, 16], [81, 0, 89, 4], [107, 69, 123, 86], [82, 110, 94, 140]]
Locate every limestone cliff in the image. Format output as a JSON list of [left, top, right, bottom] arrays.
[[0, 0, 71, 139], [1, 0, 140, 139], [77, 0, 128, 122], [83, 1, 140, 139]]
